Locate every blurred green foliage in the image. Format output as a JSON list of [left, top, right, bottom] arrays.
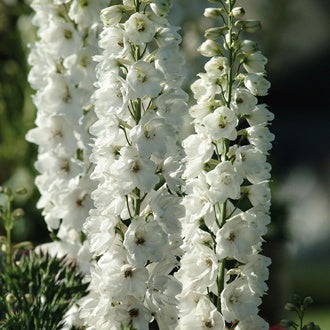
[[0, 0, 48, 244]]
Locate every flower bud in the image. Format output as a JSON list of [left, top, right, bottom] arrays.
[[304, 322, 321, 330], [6, 293, 16, 304], [198, 40, 223, 57], [303, 296, 313, 308], [100, 5, 125, 27], [3, 187, 12, 196], [231, 7, 245, 19], [204, 7, 225, 18], [280, 319, 294, 327], [284, 302, 297, 311], [24, 293, 34, 303], [235, 20, 262, 32], [205, 27, 228, 40], [291, 293, 302, 305], [13, 208, 24, 219], [240, 39, 259, 54], [1, 243, 6, 252], [15, 187, 27, 195]]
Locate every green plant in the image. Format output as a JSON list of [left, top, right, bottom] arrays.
[[281, 294, 321, 330], [0, 187, 88, 329]]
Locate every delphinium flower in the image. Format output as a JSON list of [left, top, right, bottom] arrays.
[[176, 0, 274, 328], [79, 1, 189, 329], [26, 0, 107, 272]]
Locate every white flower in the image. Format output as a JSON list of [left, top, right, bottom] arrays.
[[177, 244, 218, 295], [242, 206, 271, 236], [233, 145, 271, 184], [201, 106, 238, 141], [246, 124, 275, 153], [198, 39, 222, 57], [235, 315, 269, 330], [243, 182, 271, 209], [130, 115, 175, 158], [113, 296, 153, 330], [182, 134, 213, 178], [100, 5, 125, 27], [246, 104, 274, 126], [239, 40, 258, 54], [150, 0, 171, 17], [204, 56, 228, 78], [98, 252, 149, 300], [243, 51, 268, 73], [123, 218, 168, 266], [98, 26, 126, 55], [205, 161, 243, 204], [124, 12, 156, 44], [216, 214, 260, 262], [244, 73, 271, 96], [191, 74, 219, 103], [110, 146, 159, 193], [239, 253, 271, 296], [221, 277, 261, 322], [41, 20, 82, 58], [231, 88, 257, 115], [69, 0, 108, 28], [127, 60, 164, 99], [189, 100, 221, 120], [179, 295, 225, 329]]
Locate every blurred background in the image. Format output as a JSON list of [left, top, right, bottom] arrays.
[[0, 0, 329, 327]]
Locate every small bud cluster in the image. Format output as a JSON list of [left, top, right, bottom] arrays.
[[79, 1, 189, 329], [176, 0, 274, 328], [26, 0, 107, 271], [281, 294, 321, 330]]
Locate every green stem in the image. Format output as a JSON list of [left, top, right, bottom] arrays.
[[134, 188, 141, 216], [5, 197, 12, 266], [299, 311, 304, 330], [217, 259, 226, 312], [216, 0, 235, 313]]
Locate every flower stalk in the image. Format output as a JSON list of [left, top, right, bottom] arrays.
[[176, 0, 274, 327], [80, 1, 189, 328]]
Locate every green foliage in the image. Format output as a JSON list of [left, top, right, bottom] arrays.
[[281, 294, 321, 330], [0, 187, 88, 329], [0, 251, 88, 329]]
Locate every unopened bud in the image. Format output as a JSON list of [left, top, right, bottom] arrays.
[[13, 208, 24, 219], [205, 26, 228, 40], [6, 293, 16, 304], [284, 302, 297, 311], [100, 5, 125, 27], [1, 244, 6, 252], [303, 296, 313, 308], [198, 40, 223, 57], [280, 319, 294, 327], [291, 293, 302, 305], [3, 187, 12, 196], [204, 7, 225, 18], [232, 7, 245, 18], [24, 293, 34, 303], [235, 20, 262, 32], [305, 322, 321, 330], [240, 39, 258, 53], [15, 187, 28, 195]]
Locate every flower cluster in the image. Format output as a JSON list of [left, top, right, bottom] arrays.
[[79, 1, 189, 329], [176, 1, 274, 328], [26, 0, 107, 272]]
